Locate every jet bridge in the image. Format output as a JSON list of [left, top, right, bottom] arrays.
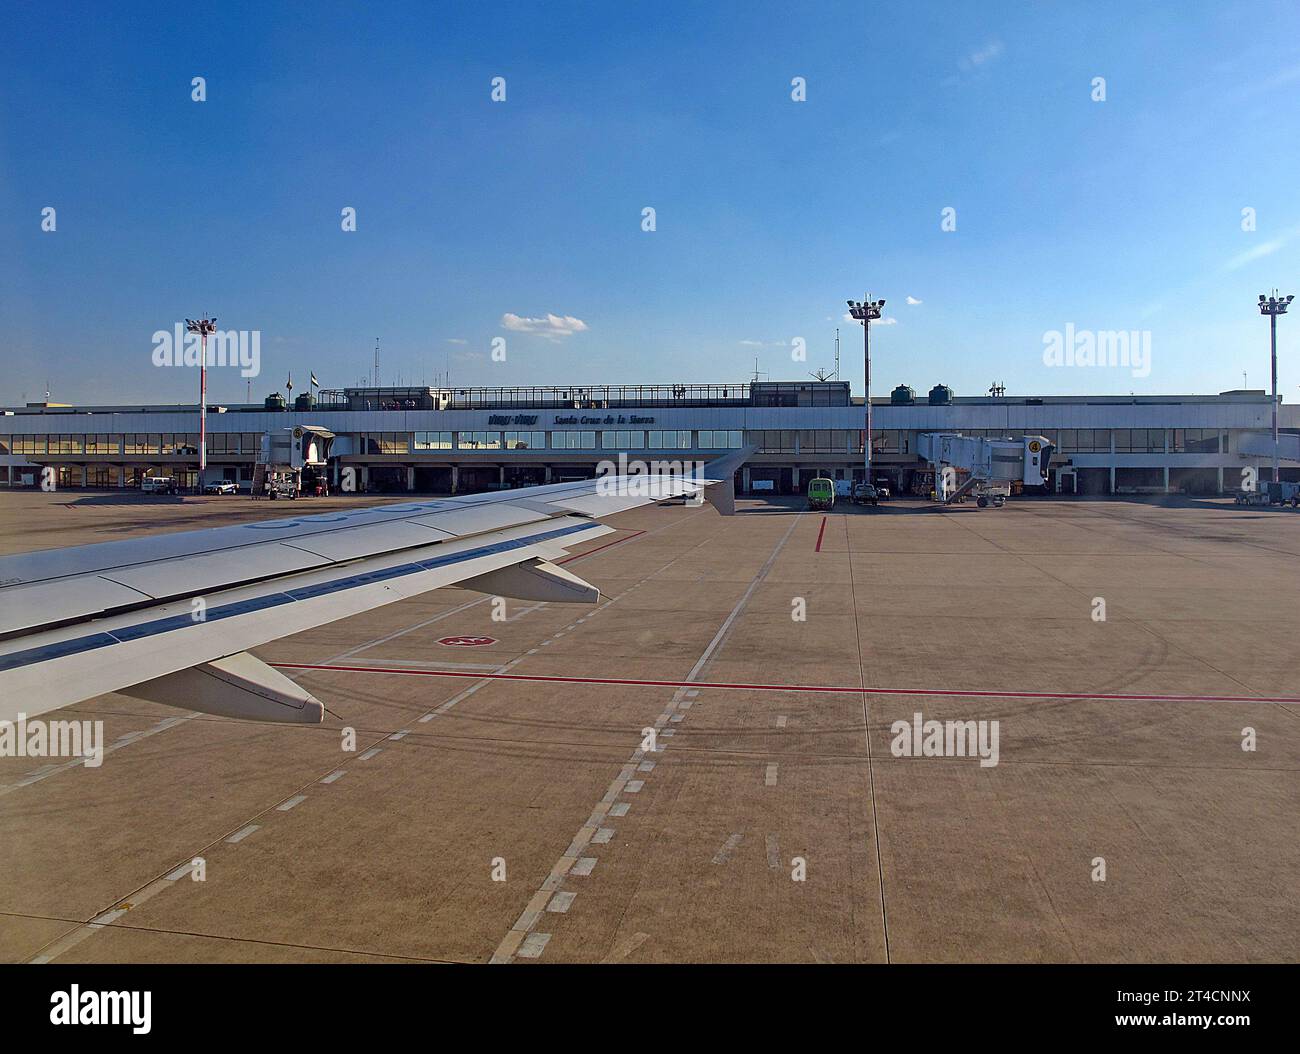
[[917, 433, 1054, 508]]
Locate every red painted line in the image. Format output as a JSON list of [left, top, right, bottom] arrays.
[[268, 663, 1300, 706], [814, 516, 827, 552], [556, 529, 646, 565]]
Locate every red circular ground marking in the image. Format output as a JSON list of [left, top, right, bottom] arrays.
[[437, 635, 498, 647]]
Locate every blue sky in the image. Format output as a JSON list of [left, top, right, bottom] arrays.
[[2, 0, 1298, 406]]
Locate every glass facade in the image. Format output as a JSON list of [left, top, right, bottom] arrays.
[[414, 431, 454, 450], [600, 430, 645, 449], [647, 430, 692, 449]]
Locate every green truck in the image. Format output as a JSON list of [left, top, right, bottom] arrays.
[[807, 477, 835, 510]]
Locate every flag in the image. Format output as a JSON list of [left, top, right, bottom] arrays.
[[310, 372, 319, 388], [286, 372, 293, 393]]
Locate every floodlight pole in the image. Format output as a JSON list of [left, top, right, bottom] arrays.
[[186, 317, 217, 481], [847, 296, 885, 480], [1257, 293, 1293, 485]]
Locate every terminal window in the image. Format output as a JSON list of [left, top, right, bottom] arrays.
[[1170, 428, 1221, 453], [361, 432, 411, 454], [83, 434, 120, 455], [123, 433, 161, 455], [414, 431, 453, 450], [600, 430, 644, 449], [1113, 428, 1166, 453], [697, 430, 743, 448], [505, 430, 547, 449], [47, 434, 83, 454], [457, 431, 502, 450], [647, 430, 692, 449], [755, 430, 796, 453], [805, 429, 857, 453], [555, 431, 597, 449], [1054, 429, 1110, 453]]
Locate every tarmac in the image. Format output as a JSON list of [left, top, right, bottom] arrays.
[[0, 489, 1297, 963]]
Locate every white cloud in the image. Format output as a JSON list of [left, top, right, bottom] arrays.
[[906, 295, 923, 306], [1224, 238, 1285, 271], [445, 337, 468, 344], [501, 313, 589, 340], [877, 316, 898, 326], [959, 39, 1004, 73]]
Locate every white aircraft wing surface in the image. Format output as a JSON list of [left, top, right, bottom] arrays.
[[0, 449, 750, 725]]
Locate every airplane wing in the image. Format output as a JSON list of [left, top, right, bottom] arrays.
[[0, 449, 750, 725]]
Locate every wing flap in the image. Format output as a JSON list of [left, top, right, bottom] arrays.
[[0, 575, 155, 637], [460, 559, 600, 604], [120, 652, 324, 724]]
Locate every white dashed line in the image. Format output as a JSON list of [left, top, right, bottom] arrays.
[[320, 770, 346, 785], [517, 932, 551, 959], [1, 713, 196, 797], [226, 824, 260, 843], [547, 891, 577, 913], [277, 795, 307, 812], [491, 512, 797, 964], [712, 833, 743, 865], [357, 747, 382, 761], [765, 763, 778, 787]]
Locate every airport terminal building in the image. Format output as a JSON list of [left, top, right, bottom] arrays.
[[2, 381, 1298, 496]]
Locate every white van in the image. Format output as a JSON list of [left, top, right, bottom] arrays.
[[141, 476, 176, 495]]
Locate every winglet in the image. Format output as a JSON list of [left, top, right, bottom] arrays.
[[701, 444, 754, 516]]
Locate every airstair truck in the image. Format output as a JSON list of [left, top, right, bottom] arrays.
[[917, 433, 1054, 508]]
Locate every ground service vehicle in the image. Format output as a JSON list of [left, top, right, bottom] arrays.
[[141, 476, 177, 495], [807, 477, 835, 510], [853, 482, 879, 506], [205, 480, 238, 495]]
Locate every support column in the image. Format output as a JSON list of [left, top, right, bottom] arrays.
[[1163, 465, 1169, 493], [544, 465, 552, 484], [451, 465, 459, 494], [1109, 465, 1116, 494], [1217, 466, 1224, 494], [406, 465, 415, 492], [499, 465, 506, 490], [360, 465, 370, 492], [742, 466, 751, 494]]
